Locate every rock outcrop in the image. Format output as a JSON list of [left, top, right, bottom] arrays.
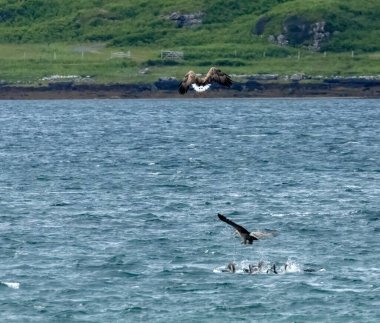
[[168, 12, 203, 28], [309, 21, 330, 51], [154, 77, 178, 91], [257, 15, 331, 51]]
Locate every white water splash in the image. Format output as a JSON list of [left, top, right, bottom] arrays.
[[214, 259, 278, 274], [283, 259, 302, 273], [213, 258, 321, 275], [1, 281, 20, 289]]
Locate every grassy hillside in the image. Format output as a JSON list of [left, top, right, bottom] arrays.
[[0, 0, 379, 84], [1, 0, 379, 50]]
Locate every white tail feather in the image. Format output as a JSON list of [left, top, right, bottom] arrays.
[[192, 83, 211, 92]]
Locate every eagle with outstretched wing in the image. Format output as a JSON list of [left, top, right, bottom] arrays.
[[178, 67, 232, 94], [217, 213, 278, 245]]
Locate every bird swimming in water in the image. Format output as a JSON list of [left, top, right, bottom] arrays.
[[267, 263, 278, 274], [221, 262, 236, 273], [221, 261, 278, 274], [217, 213, 278, 244], [243, 261, 265, 274], [178, 67, 232, 94]]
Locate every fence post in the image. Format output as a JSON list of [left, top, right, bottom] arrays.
[[160, 50, 184, 60]]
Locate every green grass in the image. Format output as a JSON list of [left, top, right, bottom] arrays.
[[0, 1, 379, 83], [0, 43, 379, 84]]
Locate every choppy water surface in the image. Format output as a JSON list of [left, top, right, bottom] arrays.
[[0, 99, 379, 322]]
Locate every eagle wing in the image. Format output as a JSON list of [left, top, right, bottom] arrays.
[[178, 71, 196, 94], [217, 213, 250, 236], [204, 67, 232, 87]]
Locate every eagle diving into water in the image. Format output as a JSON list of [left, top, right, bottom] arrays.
[[178, 67, 232, 94], [217, 213, 278, 245]]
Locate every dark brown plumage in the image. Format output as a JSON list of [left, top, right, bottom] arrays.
[[217, 213, 278, 245], [178, 67, 232, 94], [218, 213, 257, 244]]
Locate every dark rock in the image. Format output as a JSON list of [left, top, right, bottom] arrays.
[[244, 80, 264, 91], [104, 83, 152, 92], [324, 78, 380, 86], [231, 83, 244, 91], [154, 78, 179, 91], [168, 12, 203, 28], [48, 82, 74, 90]]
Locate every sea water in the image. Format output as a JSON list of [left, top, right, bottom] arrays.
[[0, 99, 379, 322]]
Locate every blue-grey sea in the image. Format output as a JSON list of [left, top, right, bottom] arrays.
[[0, 99, 379, 322]]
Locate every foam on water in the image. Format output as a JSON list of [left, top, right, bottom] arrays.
[[214, 258, 306, 275], [1, 281, 20, 289], [283, 259, 302, 273]]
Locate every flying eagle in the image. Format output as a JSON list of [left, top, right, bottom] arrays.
[[217, 213, 278, 245], [178, 67, 232, 94]]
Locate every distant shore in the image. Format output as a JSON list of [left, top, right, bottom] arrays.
[[1, 78, 379, 100]]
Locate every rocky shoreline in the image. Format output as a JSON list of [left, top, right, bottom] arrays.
[[1, 77, 379, 99]]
